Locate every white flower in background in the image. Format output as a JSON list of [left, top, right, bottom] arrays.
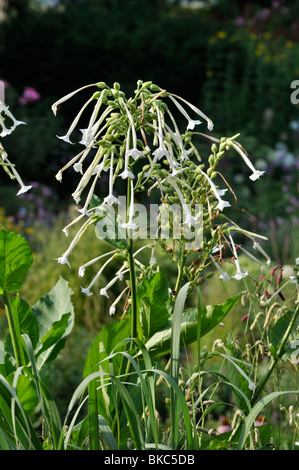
[[296, 258, 299, 265], [200, 169, 231, 212], [229, 234, 248, 280], [231, 142, 265, 181]]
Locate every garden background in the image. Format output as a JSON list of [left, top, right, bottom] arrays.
[[0, 0, 298, 445]]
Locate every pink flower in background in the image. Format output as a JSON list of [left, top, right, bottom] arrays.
[[18, 87, 41, 105]]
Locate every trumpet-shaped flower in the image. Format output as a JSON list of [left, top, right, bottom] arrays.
[[232, 142, 265, 181], [80, 256, 115, 296], [253, 241, 271, 266], [55, 217, 92, 268], [0, 101, 26, 132], [56, 95, 94, 144], [100, 267, 129, 298], [119, 180, 138, 230], [152, 106, 170, 161], [168, 177, 196, 228], [119, 126, 135, 180], [210, 256, 231, 281], [103, 152, 120, 206], [51, 83, 97, 116], [170, 95, 213, 132], [229, 235, 248, 280], [109, 286, 129, 316], [200, 170, 231, 212]]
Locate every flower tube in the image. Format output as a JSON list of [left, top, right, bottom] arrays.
[[200, 169, 231, 212], [229, 234, 248, 280], [51, 83, 98, 116], [103, 152, 120, 206], [119, 179, 138, 230], [81, 256, 115, 297], [231, 142, 265, 181]]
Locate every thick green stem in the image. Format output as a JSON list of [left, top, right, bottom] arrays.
[[3, 291, 25, 368], [250, 304, 299, 406], [128, 235, 137, 339]]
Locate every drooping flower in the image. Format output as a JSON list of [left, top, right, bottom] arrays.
[[0, 100, 26, 133], [56, 95, 94, 144], [229, 234, 248, 280], [100, 266, 129, 298], [170, 94, 214, 131], [81, 255, 115, 296], [109, 286, 129, 316], [119, 126, 135, 180], [231, 142, 265, 181], [103, 152, 120, 206], [119, 180, 138, 230], [152, 106, 171, 161], [210, 255, 231, 281], [200, 169, 231, 212], [252, 241, 271, 266], [51, 83, 98, 116], [167, 177, 196, 228], [56, 217, 93, 268]]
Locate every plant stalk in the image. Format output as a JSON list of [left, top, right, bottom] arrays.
[[250, 304, 299, 406], [2, 291, 25, 368]]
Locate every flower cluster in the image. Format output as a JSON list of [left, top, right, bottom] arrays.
[[0, 83, 32, 195], [52, 80, 270, 312]]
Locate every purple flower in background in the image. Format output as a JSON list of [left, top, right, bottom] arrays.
[[18, 87, 41, 105]]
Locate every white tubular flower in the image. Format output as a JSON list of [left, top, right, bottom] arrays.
[[78, 249, 116, 277], [252, 241, 271, 266], [9, 162, 32, 196], [109, 286, 129, 316], [51, 83, 97, 116], [238, 245, 265, 272], [231, 142, 265, 181], [103, 152, 120, 206], [81, 256, 115, 297], [170, 94, 214, 131], [165, 120, 192, 162], [229, 235, 248, 280], [78, 162, 106, 215], [56, 95, 94, 144], [0, 118, 12, 137], [200, 169, 231, 212], [0, 101, 26, 132], [119, 179, 138, 230], [100, 267, 129, 298], [168, 177, 196, 228], [210, 255, 230, 281], [122, 101, 143, 160], [71, 147, 104, 203], [55, 217, 92, 268], [152, 106, 170, 161], [120, 126, 135, 180], [62, 213, 86, 237]]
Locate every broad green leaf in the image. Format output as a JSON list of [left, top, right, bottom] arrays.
[[137, 272, 173, 339], [144, 294, 241, 357], [31, 277, 75, 369], [0, 229, 33, 294], [15, 374, 39, 416]]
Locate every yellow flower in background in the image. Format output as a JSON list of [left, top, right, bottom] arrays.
[[217, 31, 227, 39], [286, 41, 293, 49], [25, 227, 34, 234], [250, 32, 257, 40], [206, 70, 213, 77], [263, 32, 271, 40]]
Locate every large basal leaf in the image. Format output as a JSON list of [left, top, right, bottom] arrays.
[[31, 277, 75, 369], [144, 294, 241, 357], [0, 229, 33, 294], [137, 272, 173, 340]]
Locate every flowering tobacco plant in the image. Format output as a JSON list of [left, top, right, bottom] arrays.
[[52, 80, 271, 336], [0, 81, 32, 196]]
